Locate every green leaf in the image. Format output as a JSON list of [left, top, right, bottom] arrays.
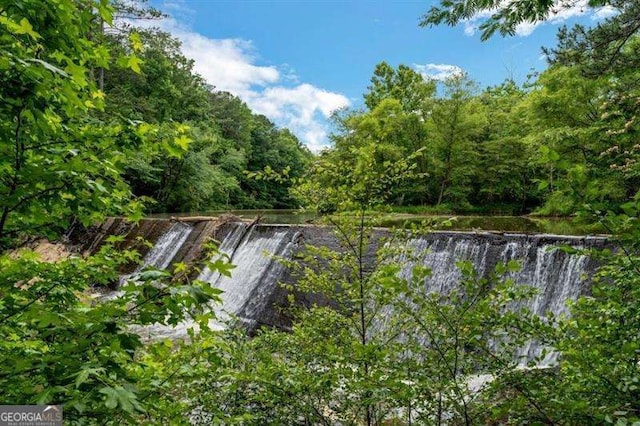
[[29, 59, 68, 76], [16, 18, 41, 39], [74, 367, 104, 389], [174, 134, 191, 150], [129, 32, 143, 52], [99, 386, 142, 413], [129, 56, 143, 73], [507, 259, 521, 272]]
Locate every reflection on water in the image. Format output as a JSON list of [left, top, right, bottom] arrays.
[[149, 210, 606, 236], [150, 209, 315, 224]]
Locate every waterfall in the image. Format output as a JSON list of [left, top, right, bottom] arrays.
[[398, 236, 492, 294], [119, 222, 194, 286], [498, 240, 589, 364], [198, 224, 301, 325], [95, 220, 602, 345], [397, 233, 595, 366], [499, 240, 588, 319], [400, 235, 590, 313], [139, 222, 194, 270], [116, 222, 301, 339]]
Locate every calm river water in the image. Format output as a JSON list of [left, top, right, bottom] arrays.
[[149, 209, 606, 236]]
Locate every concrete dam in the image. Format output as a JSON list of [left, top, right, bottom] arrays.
[[79, 217, 607, 353]]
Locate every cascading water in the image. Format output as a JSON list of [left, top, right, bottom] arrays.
[[395, 233, 596, 366], [198, 224, 301, 325], [97, 220, 602, 346], [133, 223, 301, 339], [499, 240, 589, 320], [139, 222, 194, 270], [119, 222, 194, 285], [498, 240, 590, 364], [398, 236, 492, 294]]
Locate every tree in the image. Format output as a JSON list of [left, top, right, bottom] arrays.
[[543, 2, 640, 203], [427, 74, 486, 207], [103, 29, 211, 123], [421, 0, 615, 40], [543, 0, 640, 77], [364, 62, 436, 116], [0, 0, 148, 244], [208, 91, 254, 154], [0, 1, 227, 422], [476, 80, 536, 211], [332, 98, 429, 205], [239, 115, 312, 209], [522, 64, 632, 215], [100, 20, 311, 212]]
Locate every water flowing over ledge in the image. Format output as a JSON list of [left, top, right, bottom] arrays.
[[78, 218, 609, 349]]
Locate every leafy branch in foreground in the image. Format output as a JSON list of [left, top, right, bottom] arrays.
[[420, 0, 616, 40], [0, 237, 229, 424]]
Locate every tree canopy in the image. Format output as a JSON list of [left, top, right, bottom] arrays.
[[421, 0, 616, 40], [1, 0, 640, 423]]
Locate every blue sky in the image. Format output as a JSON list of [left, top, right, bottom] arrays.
[[145, 0, 616, 151]]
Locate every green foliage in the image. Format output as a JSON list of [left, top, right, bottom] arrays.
[[364, 61, 436, 115], [477, 80, 536, 207], [294, 142, 424, 213], [0, 240, 227, 423], [427, 74, 486, 207], [239, 118, 312, 209], [419, 4, 640, 424], [0, 0, 145, 245], [101, 26, 312, 213], [420, 0, 614, 40], [0, 1, 231, 422]]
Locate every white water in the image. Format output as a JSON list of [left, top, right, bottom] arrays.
[[198, 224, 300, 323], [119, 222, 193, 286], [142, 224, 301, 339], [140, 222, 194, 270], [396, 235, 591, 366], [407, 236, 589, 320], [112, 224, 596, 350], [499, 241, 589, 364], [398, 237, 492, 293]]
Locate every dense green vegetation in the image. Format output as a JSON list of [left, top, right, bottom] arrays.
[[101, 5, 311, 213], [1, 0, 639, 424], [0, 0, 227, 422], [325, 25, 639, 215]]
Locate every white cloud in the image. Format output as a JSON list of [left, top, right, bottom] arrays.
[[150, 18, 280, 97], [591, 5, 618, 20], [414, 63, 464, 81], [128, 16, 349, 152], [247, 84, 349, 152], [462, 9, 493, 37], [462, 0, 619, 37]]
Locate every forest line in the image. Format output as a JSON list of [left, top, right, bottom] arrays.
[[1, 0, 639, 424], [98, 1, 639, 219]]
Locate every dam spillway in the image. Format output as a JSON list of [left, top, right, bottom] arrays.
[[80, 218, 607, 340]]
